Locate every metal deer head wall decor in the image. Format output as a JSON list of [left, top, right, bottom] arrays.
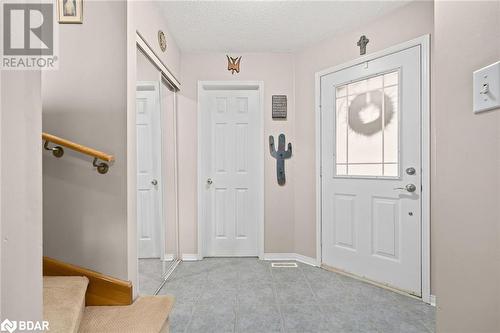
[[226, 55, 242, 74]]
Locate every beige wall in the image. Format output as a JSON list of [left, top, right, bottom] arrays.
[[137, 47, 161, 81], [434, 1, 500, 332], [178, 53, 296, 254], [293, 0, 434, 274], [42, 1, 128, 279], [0, 71, 43, 322]]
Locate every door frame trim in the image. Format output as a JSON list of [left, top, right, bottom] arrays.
[[314, 35, 431, 303], [197, 81, 265, 259]]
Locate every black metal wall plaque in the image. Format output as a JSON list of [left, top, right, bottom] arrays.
[[272, 95, 287, 119]]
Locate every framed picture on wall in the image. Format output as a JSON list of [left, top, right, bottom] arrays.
[[57, 0, 83, 24]]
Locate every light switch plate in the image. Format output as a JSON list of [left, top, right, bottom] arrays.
[[473, 61, 500, 113]]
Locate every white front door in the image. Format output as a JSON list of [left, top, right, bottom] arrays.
[[321, 45, 422, 295], [136, 82, 162, 259], [201, 89, 261, 256]]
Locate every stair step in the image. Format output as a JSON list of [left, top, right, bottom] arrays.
[[43, 276, 89, 333], [79, 296, 174, 333]]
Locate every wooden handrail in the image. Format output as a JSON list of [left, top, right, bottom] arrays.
[[42, 132, 114, 162]]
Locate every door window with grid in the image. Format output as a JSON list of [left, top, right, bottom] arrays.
[[335, 70, 400, 177]]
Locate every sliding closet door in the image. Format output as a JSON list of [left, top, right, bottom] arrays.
[[136, 47, 180, 295], [160, 78, 179, 265]]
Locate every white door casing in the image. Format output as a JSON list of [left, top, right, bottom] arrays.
[[198, 82, 264, 257], [320, 44, 424, 296], [136, 82, 163, 259]]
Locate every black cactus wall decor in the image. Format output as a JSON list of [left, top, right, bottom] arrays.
[[269, 134, 292, 186]]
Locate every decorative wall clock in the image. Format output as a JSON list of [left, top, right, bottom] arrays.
[[158, 30, 167, 52]]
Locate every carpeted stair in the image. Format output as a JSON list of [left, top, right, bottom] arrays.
[[43, 276, 173, 333]]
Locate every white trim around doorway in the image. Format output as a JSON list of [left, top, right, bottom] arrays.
[[197, 81, 265, 260], [314, 35, 431, 303]]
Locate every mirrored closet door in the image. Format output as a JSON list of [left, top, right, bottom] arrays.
[[136, 46, 180, 295]]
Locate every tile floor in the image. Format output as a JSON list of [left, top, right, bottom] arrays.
[[157, 258, 435, 333], [138, 258, 174, 295]]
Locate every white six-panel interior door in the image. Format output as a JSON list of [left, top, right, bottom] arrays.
[[320, 45, 423, 296], [200, 87, 261, 257], [136, 82, 163, 259]]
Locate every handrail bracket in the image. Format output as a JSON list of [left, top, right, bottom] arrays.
[[43, 140, 64, 158], [92, 158, 110, 175]]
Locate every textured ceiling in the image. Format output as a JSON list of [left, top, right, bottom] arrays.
[[159, 1, 413, 53]]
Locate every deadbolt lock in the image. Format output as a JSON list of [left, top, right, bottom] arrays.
[[406, 167, 416, 175]]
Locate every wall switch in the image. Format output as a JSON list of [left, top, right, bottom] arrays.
[[473, 61, 500, 113]]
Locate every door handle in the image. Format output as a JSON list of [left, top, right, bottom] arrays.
[[207, 177, 213, 185], [394, 184, 416, 193], [151, 179, 158, 186]]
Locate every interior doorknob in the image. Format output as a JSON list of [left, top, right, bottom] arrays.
[[151, 179, 158, 186], [207, 177, 213, 185]]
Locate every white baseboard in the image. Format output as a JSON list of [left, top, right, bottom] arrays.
[[430, 294, 436, 307], [184, 252, 319, 266], [294, 253, 319, 266], [181, 254, 199, 261], [261, 253, 295, 261], [262, 253, 318, 267]]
